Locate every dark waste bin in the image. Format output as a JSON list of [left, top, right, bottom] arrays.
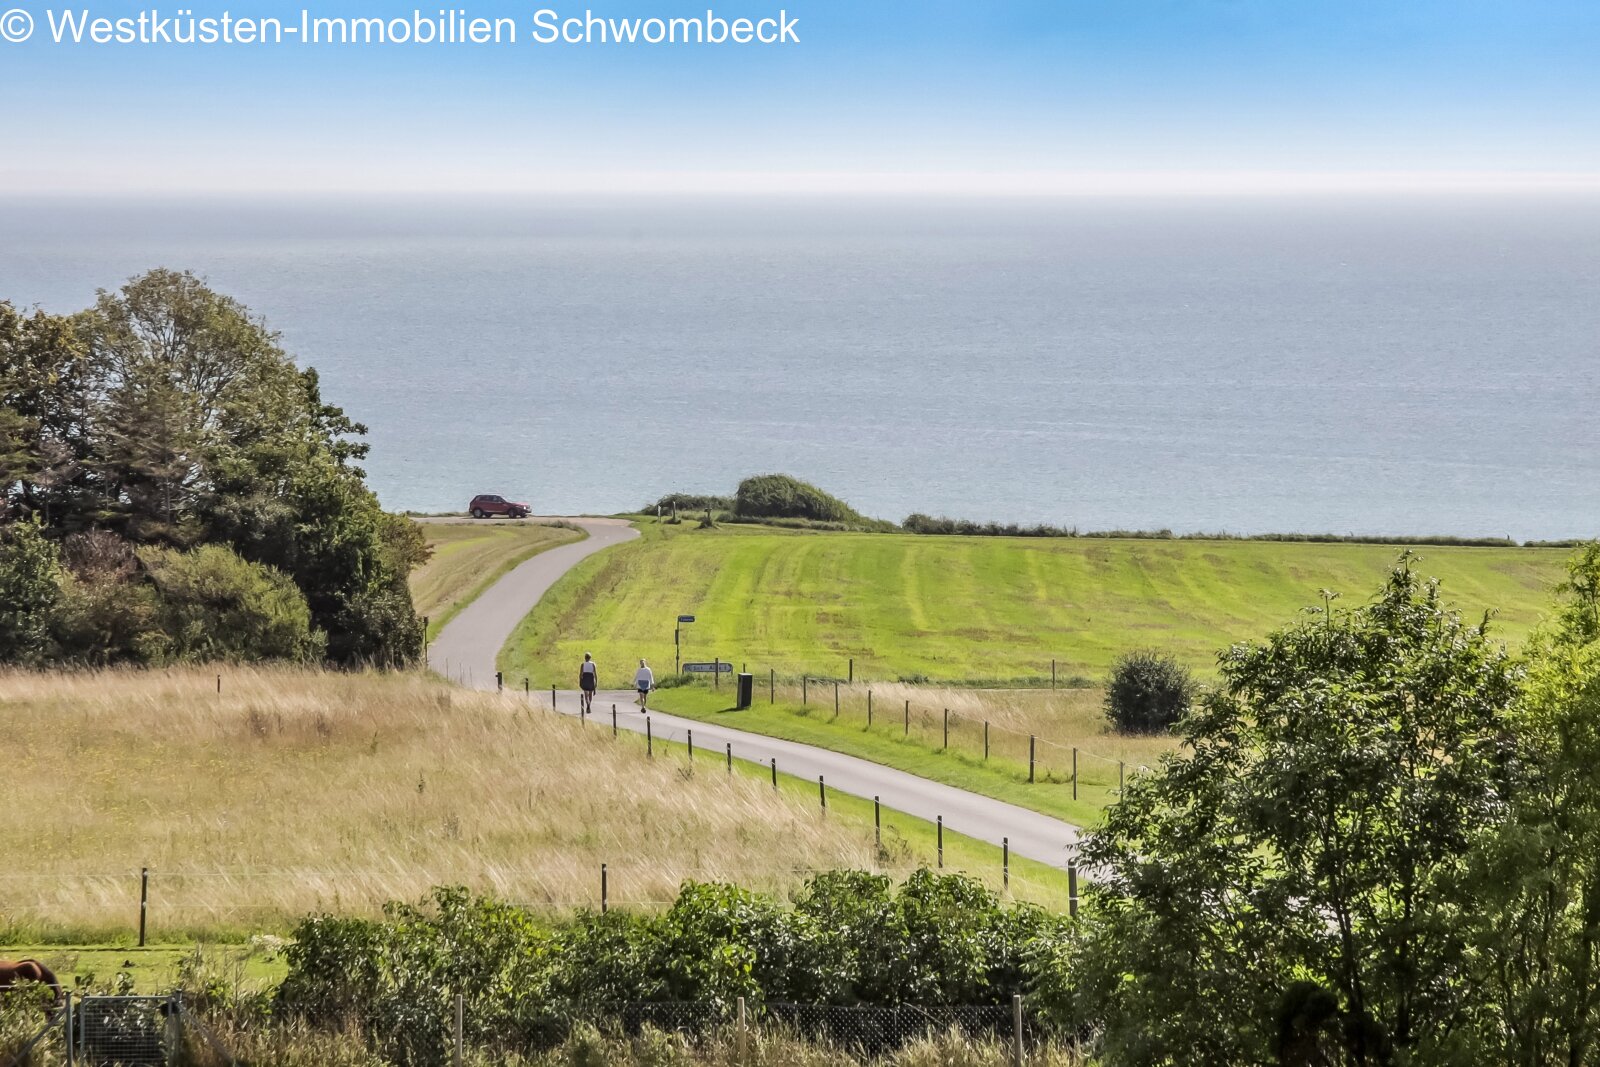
[[736, 672, 754, 710]]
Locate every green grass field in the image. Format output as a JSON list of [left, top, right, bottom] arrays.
[[411, 520, 584, 639], [502, 519, 1570, 685]]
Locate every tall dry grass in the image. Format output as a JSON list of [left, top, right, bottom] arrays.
[[0, 668, 894, 939]]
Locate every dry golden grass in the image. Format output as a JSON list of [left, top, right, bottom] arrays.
[[0, 668, 901, 939]]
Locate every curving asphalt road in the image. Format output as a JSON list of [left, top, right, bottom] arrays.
[[428, 517, 1082, 870]]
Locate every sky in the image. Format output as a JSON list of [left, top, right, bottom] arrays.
[[2, 0, 1598, 193]]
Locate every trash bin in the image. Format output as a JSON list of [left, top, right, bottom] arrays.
[[736, 672, 754, 710]]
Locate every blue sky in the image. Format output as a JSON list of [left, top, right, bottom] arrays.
[[3, 0, 1598, 192]]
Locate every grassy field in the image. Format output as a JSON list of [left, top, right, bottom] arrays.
[[0, 668, 1067, 982], [410, 520, 584, 639], [641, 681, 1172, 828], [501, 519, 1569, 684]]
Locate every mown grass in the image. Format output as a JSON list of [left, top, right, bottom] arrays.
[[0, 668, 1068, 960], [501, 519, 1566, 685], [410, 520, 584, 639]]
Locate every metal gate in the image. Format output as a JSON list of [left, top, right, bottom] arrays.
[[72, 995, 178, 1067]]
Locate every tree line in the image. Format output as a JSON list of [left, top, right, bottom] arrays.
[[0, 270, 424, 667]]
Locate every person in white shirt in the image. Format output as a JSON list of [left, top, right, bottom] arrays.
[[578, 653, 598, 713], [635, 659, 655, 707]]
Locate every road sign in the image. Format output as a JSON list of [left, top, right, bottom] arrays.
[[678, 615, 697, 623], [683, 661, 732, 674]]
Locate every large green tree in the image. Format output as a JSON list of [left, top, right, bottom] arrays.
[[2, 271, 423, 666], [1075, 557, 1524, 1066]]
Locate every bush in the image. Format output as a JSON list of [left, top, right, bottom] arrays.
[[1104, 650, 1193, 734], [0, 521, 60, 665], [734, 475, 867, 525], [143, 544, 324, 663]]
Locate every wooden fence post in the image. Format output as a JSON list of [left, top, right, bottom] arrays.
[[726, 742, 733, 774], [769, 669, 774, 703], [818, 776, 826, 811], [1002, 837, 1009, 891], [904, 700, 910, 736], [1072, 748, 1079, 800], [874, 795, 881, 848], [1012, 993, 1025, 1067], [496, 671, 502, 693], [984, 721, 990, 760], [834, 682, 839, 714], [867, 690, 873, 726], [612, 704, 618, 736], [139, 867, 148, 947], [687, 729, 694, 761], [937, 816, 944, 868], [1028, 736, 1036, 783], [849, 658, 854, 684], [453, 992, 464, 1067], [802, 677, 808, 704], [943, 708, 949, 749], [646, 718, 653, 757], [771, 758, 778, 789], [737, 996, 749, 1062], [1068, 865, 1079, 918], [601, 864, 608, 913]]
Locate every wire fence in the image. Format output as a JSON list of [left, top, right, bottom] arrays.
[[0, 860, 1081, 943]]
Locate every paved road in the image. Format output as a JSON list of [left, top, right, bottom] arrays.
[[426, 517, 639, 688], [429, 517, 1082, 869]]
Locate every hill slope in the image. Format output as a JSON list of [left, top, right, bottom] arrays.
[[503, 521, 1568, 683]]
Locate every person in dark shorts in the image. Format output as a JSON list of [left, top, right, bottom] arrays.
[[578, 652, 598, 713], [635, 659, 654, 708]]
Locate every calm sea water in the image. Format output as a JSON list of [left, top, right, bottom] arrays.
[[2, 195, 1596, 539]]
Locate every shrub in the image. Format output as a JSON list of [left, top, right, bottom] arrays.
[[142, 544, 324, 663], [734, 475, 866, 525], [0, 520, 60, 664], [1104, 650, 1193, 734]]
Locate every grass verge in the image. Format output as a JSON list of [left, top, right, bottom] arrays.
[[411, 520, 584, 640]]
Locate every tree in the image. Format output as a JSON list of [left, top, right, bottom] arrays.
[[1453, 543, 1600, 1065], [0, 521, 62, 664], [143, 544, 323, 663], [0, 303, 95, 527], [1075, 557, 1524, 1066], [1104, 649, 1195, 734]]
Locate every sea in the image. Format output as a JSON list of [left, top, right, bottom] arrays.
[[1, 194, 1596, 540]]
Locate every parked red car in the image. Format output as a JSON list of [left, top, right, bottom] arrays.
[[468, 494, 531, 519]]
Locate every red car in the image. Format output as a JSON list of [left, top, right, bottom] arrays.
[[468, 494, 531, 519]]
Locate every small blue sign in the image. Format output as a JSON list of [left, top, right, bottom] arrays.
[[678, 615, 697, 623]]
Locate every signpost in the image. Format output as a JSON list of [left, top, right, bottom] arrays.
[[675, 615, 695, 672], [683, 661, 733, 674]]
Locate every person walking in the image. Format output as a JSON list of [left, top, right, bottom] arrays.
[[634, 658, 655, 708], [578, 652, 598, 714]]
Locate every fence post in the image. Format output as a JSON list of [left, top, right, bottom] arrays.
[[819, 775, 826, 811], [139, 867, 149, 946], [943, 708, 949, 749], [1068, 864, 1079, 918], [904, 700, 910, 736], [550, 684, 556, 710], [1002, 837, 1009, 891], [1072, 748, 1079, 800], [601, 864, 608, 913], [612, 704, 618, 737], [216, 674, 221, 694], [984, 721, 990, 760], [737, 996, 749, 1062], [769, 669, 774, 703], [867, 689, 873, 726], [834, 681, 840, 714], [771, 757, 778, 789], [937, 815, 944, 868], [647, 717, 653, 757], [496, 671, 503, 693], [1119, 760, 1125, 794], [874, 795, 881, 849], [726, 742, 733, 774], [524, 677, 530, 698], [1051, 659, 1056, 689], [687, 729, 694, 761], [64, 992, 74, 1067], [802, 677, 808, 704], [453, 992, 464, 1067], [1012, 993, 1025, 1067], [1028, 736, 1036, 783]]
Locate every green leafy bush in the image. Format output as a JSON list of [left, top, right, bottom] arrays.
[[1103, 650, 1194, 734], [142, 543, 324, 662], [0, 521, 61, 665], [734, 475, 868, 525]]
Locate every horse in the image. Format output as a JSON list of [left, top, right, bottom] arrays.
[[0, 959, 63, 1011]]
